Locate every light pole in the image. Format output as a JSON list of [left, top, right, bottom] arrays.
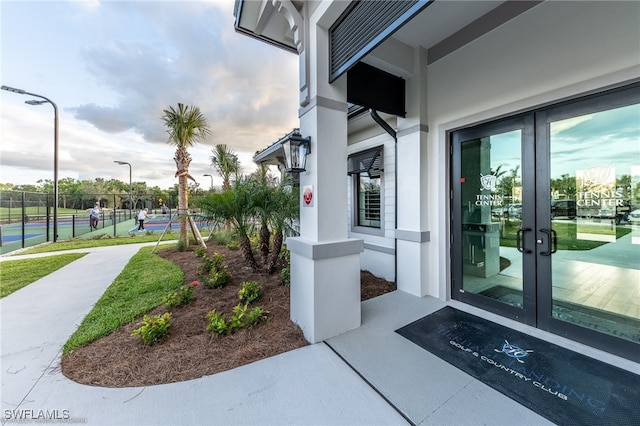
[[2, 85, 59, 242], [203, 174, 214, 191], [114, 161, 132, 219]]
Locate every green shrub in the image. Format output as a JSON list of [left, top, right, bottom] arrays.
[[238, 281, 261, 304], [162, 281, 199, 307], [194, 247, 207, 258], [281, 267, 290, 287], [209, 229, 236, 246], [210, 252, 225, 269], [246, 306, 269, 326], [131, 312, 172, 345], [280, 245, 290, 263], [206, 304, 268, 336], [229, 303, 247, 333], [206, 309, 228, 336], [226, 241, 239, 250], [197, 253, 226, 278], [206, 267, 231, 289]]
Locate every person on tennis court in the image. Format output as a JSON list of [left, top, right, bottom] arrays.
[[90, 203, 100, 230], [137, 207, 149, 231]]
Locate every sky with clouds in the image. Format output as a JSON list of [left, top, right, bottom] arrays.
[[0, 0, 299, 190]]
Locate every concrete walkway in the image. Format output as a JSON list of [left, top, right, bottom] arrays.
[[1, 244, 406, 426], [2, 243, 638, 425]]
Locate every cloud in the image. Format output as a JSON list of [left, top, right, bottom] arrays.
[[71, 1, 299, 151], [0, 1, 298, 189]]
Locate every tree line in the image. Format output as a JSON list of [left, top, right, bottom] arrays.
[[0, 178, 181, 211]]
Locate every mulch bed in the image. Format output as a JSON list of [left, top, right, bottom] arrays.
[[61, 244, 395, 387]]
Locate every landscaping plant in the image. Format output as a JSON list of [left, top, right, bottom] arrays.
[[206, 267, 231, 289], [131, 312, 172, 345], [163, 281, 199, 307], [206, 309, 228, 336], [238, 280, 261, 304]]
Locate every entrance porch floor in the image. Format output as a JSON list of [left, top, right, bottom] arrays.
[[327, 291, 640, 425]]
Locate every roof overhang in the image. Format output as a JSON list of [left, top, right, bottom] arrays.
[[253, 128, 300, 166], [233, 0, 300, 54]]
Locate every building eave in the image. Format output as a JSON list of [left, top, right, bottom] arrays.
[[234, 0, 299, 54]]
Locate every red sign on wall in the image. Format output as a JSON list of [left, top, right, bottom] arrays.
[[303, 185, 313, 207]]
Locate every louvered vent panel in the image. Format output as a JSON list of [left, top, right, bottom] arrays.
[[329, 0, 422, 81]]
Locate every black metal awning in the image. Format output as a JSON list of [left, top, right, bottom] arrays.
[[348, 145, 383, 178]]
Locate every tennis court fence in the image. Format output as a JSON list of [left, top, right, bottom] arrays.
[[0, 190, 176, 254]]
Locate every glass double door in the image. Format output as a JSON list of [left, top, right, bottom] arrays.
[[451, 84, 640, 361]]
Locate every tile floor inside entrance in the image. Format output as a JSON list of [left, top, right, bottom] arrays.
[[462, 230, 640, 344]]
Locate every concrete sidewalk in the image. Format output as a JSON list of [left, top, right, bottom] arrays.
[[2, 243, 637, 425], [1, 243, 407, 426]]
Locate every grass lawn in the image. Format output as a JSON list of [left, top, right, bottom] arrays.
[[1, 234, 183, 300], [62, 246, 183, 355], [13, 234, 178, 255], [0, 253, 87, 298]]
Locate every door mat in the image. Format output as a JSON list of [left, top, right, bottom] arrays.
[[480, 286, 640, 344], [395, 306, 640, 425]]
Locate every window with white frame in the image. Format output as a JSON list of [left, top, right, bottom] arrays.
[[348, 146, 383, 229]]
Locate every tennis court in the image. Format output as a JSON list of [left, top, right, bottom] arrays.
[[0, 212, 133, 254]]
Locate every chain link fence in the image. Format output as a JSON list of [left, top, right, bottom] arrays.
[[0, 190, 177, 254]]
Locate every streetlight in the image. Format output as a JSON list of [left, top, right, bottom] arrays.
[[2, 85, 59, 242], [114, 161, 132, 219], [203, 174, 214, 190]]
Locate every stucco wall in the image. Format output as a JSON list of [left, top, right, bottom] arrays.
[[426, 1, 640, 299]]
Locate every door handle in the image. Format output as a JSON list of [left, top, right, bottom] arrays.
[[516, 227, 532, 253], [539, 228, 557, 256]]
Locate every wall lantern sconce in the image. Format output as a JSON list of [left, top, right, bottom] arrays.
[[282, 129, 311, 173]]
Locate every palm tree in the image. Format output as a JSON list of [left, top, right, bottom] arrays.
[[200, 177, 260, 271], [161, 103, 211, 248], [251, 177, 275, 266], [266, 179, 299, 274], [211, 144, 240, 191]]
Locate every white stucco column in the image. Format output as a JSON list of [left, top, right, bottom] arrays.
[[286, 10, 362, 343], [396, 47, 432, 297]]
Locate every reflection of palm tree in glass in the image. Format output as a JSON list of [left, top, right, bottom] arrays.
[[551, 173, 577, 200], [495, 165, 520, 202]]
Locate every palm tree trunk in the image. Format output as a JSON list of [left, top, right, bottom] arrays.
[[239, 232, 260, 272], [259, 221, 270, 265], [178, 174, 189, 246], [267, 229, 283, 274]]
